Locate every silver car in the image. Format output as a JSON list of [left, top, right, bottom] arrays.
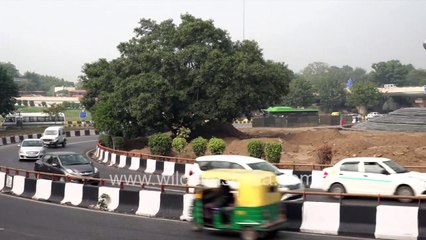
[[18, 139, 46, 161]]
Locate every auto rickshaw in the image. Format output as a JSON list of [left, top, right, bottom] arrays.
[[191, 169, 286, 240]]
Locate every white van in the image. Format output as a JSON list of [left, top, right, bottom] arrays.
[[40, 126, 67, 148]]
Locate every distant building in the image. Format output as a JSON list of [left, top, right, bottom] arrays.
[[53, 87, 86, 97]]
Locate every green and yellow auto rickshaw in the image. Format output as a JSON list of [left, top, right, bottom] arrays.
[[191, 169, 286, 240]]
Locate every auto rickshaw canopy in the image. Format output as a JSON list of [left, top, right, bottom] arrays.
[[199, 169, 281, 207]]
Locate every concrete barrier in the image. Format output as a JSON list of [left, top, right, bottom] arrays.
[[62, 182, 83, 206], [33, 179, 52, 200]]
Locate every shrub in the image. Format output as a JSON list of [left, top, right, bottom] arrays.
[[23, 100, 28, 106], [99, 133, 112, 148], [247, 140, 265, 158], [41, 101, 47, 107], [17, 100, 22, 106], [265, 142, 282, 163], [208, 137, 226, 155], [177, 127, 191, 139], [191, 137, 208, 157], [29, 100, 35, 107], [112, 136, 125, 150], [172, 137, 188, 153], [148, 133, 172, 156], [316, 144, 333, 166]]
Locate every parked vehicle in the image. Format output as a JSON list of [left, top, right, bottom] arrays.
[[40, 126, 67, 148], [322, 157, 426, 202], [34, 151, 100, 184], [191, 169, 286, 240], [187, 155, 304, 201], [18, 139, 46, 161], [365, 112, 381, 120]]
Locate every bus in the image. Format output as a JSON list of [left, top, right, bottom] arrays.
[[2, 112, 66, 127], [263, 106, 319, 116]]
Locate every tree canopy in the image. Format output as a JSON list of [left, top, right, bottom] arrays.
[[369, 60, 414, 87], [281, 76, 315, 108], [0, 66, 19, 116], [346, 81, 382, 114], [80, 14, 292, 137]]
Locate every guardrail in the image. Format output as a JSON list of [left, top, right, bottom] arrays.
[[2, 165, 426, 204]]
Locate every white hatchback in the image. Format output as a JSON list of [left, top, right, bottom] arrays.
[[18, 139, 46, 161], [322, 157, 426, 202], [187, 155, 304, 201]]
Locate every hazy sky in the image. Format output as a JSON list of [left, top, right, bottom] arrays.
[[1, 0, 425, 82]]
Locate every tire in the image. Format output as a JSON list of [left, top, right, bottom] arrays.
[[54, 142, 58, 148], [329, 183, 346, 199], [241, 228, 258, 240], [62, 139, 66, 148], [396, 186, 414, 203]]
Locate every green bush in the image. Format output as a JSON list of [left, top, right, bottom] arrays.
[[41, 101, 47, 107], [17, 100, 22, 106], [265, 142, 282, 163], [191, 137, 208, 157], [177, 127, 191, 139], [112, 136, 125, 150], [247, 140, 265, 159], [208, 137, 226, 155], [99, 134, 112, 148], [29, 100, 35, 107], [172, 137, 188, 153], [23, 100, 28, 106], [148, 133, 172, 156]]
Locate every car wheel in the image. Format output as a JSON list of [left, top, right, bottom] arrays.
[[329, 183, 346, 199], [62, 140, 66, 148], [190, 221, 202, 232], [241, 228, 257, 240], [54, 142, 58, 148], [396, 186, 414, 203]]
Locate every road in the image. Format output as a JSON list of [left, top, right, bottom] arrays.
[[0, 194, 371, 240]]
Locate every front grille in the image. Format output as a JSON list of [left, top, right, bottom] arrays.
[[80, 171, 93, 176]]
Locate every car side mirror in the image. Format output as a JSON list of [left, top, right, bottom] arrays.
[[381, 170, 389, 175]]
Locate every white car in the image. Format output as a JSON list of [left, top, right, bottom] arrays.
[[322, 157, 426, 202], [40, 126, 67, 148], [187, 155, 304, 201], [365, 112, 381, 120], [18, 139, 46, 161]]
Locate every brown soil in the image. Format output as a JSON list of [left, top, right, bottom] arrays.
[[132, 126, 426, 167]]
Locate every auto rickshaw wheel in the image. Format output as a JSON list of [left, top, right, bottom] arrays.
[[241, 228, 258, 240]]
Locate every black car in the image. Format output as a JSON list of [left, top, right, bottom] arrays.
[[34, 152, 100, 184]]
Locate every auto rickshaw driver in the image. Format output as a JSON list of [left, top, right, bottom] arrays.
[[203, 179, 235, 224]]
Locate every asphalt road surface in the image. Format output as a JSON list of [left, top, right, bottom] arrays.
[[0, 194, 372, 240]]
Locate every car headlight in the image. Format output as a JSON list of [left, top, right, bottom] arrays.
[[65, 169, 74, 173], [94, 167, 99, 173], [19, 150, 25, 154]]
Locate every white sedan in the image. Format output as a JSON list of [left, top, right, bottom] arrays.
[[322, 157, 426, 202], [187, 155, 304, 201], [18, 139, 46, 161]]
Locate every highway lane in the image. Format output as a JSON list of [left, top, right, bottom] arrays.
[[0, 136, 187, 191], [0, 194, 371, 240]]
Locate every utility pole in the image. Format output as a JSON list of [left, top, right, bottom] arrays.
[[243, 0, 245, 40]]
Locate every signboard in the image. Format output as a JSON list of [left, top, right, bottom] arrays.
[[346, 78, 353, 89], [5, 175, 13, 188], [80, 111, 87, 119], [424, 85, 426, 94]]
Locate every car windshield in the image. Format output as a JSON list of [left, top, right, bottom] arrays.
[[22, 140, 43, 147], [44, 130, 57, 135], [383, 160, 408, 173], [58, 154, 91, 166], [247, 162, 283, 175]]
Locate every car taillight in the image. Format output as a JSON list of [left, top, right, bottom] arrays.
[[189, 170, 193, 176], [323, 171, 328, 178]]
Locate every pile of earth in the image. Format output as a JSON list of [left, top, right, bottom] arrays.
[[352, 108, 426, 132], [131, 126, 426, 167]]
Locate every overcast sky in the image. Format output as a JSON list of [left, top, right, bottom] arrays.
[[1, 0, 425, 82]]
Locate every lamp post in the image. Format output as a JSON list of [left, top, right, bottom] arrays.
[[423, 39, 426, 50]]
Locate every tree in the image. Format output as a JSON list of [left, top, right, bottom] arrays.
[[406, 69, 426, 86], [0, 62, 20, 78], [281, 76, 315, 108], [0, 66, 19, 115], [80, 14, 292, 137], [43, 104, 65, 123], [346, 81, 382, 114], [369, 60, 414, 87]]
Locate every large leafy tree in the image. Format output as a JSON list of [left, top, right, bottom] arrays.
[[369, 60, 414, 87], [80, 14, 292, 137], [346, 81, 382, 114], [0, 62, 20, 78], [281, 76, 315, 108], [0, 66, 19, 115], [406, 69, 426, 86]]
